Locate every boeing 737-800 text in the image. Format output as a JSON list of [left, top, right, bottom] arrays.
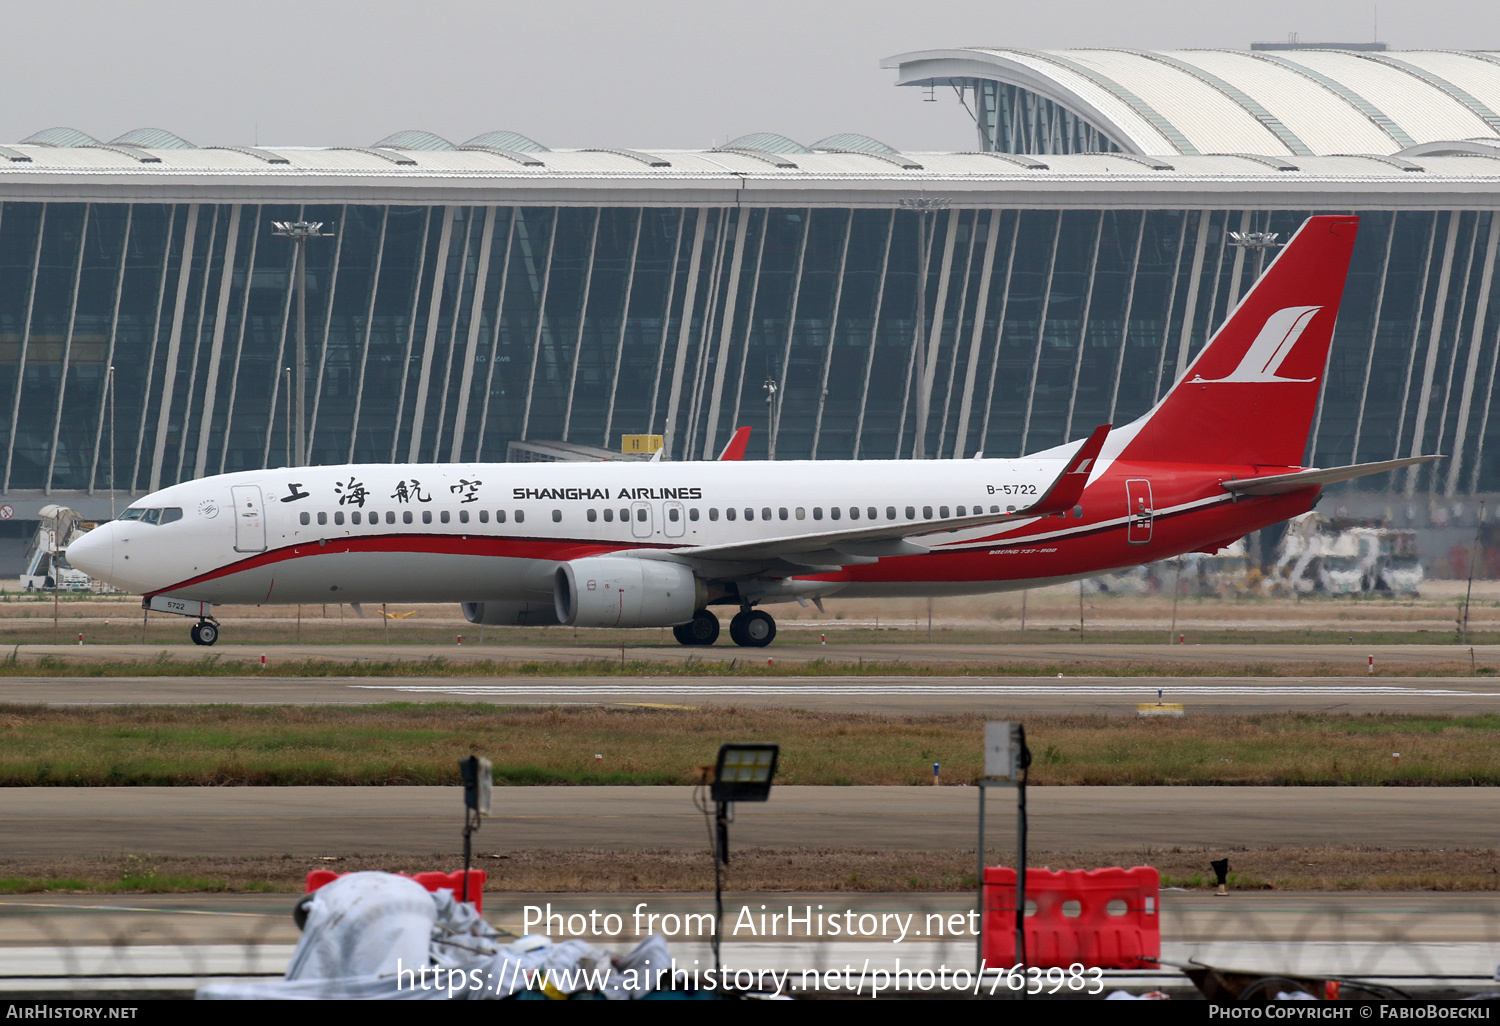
[[67, 215, 1434, 647]]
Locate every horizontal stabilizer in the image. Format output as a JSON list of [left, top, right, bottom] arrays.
[[1221, 455, 1441, 496]]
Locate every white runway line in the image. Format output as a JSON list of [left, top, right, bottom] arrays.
[[350, 683, 1496, 697]]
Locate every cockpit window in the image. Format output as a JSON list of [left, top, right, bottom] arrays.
[[121, 506, 183, 525]]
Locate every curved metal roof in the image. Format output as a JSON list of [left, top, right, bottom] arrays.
[[373, 130, 455, 151], [111, 128, 195, 149], [22, 127, 99, 147], [883, 48, 1500, 156], [812, 132, 899, 154], [725, 132, 811, 154], [461, 130, 549, 153]]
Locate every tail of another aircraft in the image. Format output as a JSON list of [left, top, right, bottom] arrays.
[[1114, 215, 1359, 468]]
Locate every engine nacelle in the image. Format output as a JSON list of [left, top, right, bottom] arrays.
[[460, 601, 561, 627], [553, 557, 704, 628]]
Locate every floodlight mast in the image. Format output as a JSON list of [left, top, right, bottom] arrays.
[[271, 220, 334, 467], [701, 743, 779, 987], [459, 756, 493, 905]]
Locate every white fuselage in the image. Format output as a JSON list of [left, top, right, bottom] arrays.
[[70, 457, 1065, 608]]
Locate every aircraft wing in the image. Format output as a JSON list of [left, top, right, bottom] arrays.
[[1220, 455, 1441, 496], [661, 425, 1109, 571]]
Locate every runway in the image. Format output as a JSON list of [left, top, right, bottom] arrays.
[[3, 674, 1499, 715], [1, 786, 1495, 857]]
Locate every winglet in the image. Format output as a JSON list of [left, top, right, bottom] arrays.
[[1020, 424, 1109, 517], [718, 426, 751, 461]]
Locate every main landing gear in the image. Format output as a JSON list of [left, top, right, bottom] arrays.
[[670, 608, 778, 647], [189, 618, 220, 646]]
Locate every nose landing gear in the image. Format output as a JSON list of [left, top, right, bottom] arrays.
[[189, 619, 220, 646]]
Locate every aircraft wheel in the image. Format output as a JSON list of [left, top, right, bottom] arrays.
[[686, 610, 719, 646], [189, 623, 202, 646], [729, 609, 776, 648], [196, 621, 219, 647]]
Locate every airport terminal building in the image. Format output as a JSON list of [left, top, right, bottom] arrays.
[[3, 47, 1500, 570]]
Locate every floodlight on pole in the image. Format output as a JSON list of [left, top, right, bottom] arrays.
[[696, 742, 779, 985], [271, 220, 335, 468]]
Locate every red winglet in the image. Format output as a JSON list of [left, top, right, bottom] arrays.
[[1022, 424, 1109, 516], [717, 426, 751, 461]]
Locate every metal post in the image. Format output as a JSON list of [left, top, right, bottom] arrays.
[[975, 784, 986, 975], [107, 365, 116, 520], [1168, 556, 1183, 643], [1463, 501, 1486, 645], [271, 221, 334, 468], [713, 800, 729, 982]]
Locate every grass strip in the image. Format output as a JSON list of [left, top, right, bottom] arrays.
[[4, 704, 1500, 786], [0, 651, 1496, 679], [2, 847, 1497, 894]]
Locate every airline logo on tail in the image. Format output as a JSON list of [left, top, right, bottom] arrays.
[[1191, 305, 1322, 384]]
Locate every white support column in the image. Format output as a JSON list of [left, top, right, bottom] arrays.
[[1390, 216, 1441, 467], [429, 212, 477, 458], [1445, 213, 1499, 495], [977, 214, 1022, 453], [727, 214, 768, 439], [43, 205, 91, 494], [346, 208, 389, 465], [87, 205, 133, 494], [1349, 216, 1397, 467], [561, 209, 602, 442], [935, 212, 981, 457], [683, 211, 728, 459], [1172, 210, 1212, 381], [852, 211, 896, 460], [913, 208, 959, 459], [1425, 220, 1482, 494], [135, 206, 182, 490], [1150, 215, 1191, 402], [2, 204, 47, 492], [1106, 213, 1147, 424], [1018, 213, 1064, 456], [307, 206, 347, 460], [701, 208, 748, 460], [1405, 212, 1461, 496], [662, 208, 709, 459], [147, 203, 200, 493], [473, 212, 518, 462], [768, 209, 810, 460], [810, 210, 854, 459], [1063, 212, 1105, 441], [406, 206, 456, 462], [172, 206, 222, 483], [645, 214, 687, 437], [600, 210, 642, 450], [192, 204, 243, 479], [386, 208, 435, 462], [448, 206, 498, 462], [215, 206, 262, 475], [952, 210, 1002, 459]]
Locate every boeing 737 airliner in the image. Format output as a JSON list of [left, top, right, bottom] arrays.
[[67, 215, 1435, 647]]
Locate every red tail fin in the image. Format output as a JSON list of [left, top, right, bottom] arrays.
[[718, 426, 751, 461], [1117, 215, 1359, 467]]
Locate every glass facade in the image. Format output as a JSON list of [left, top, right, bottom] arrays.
[[3, 200, 1499, 499]]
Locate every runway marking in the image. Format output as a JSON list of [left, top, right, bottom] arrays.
[[350, 683, 1496, 698]]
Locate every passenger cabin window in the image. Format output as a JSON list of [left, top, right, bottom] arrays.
[[351, 511, 362, 525], [552, 510, 562, 523], [300, 512, 310, 526], [795, 507, 805, 520], [317, 512, 328, 526], [403, 511, 413, 524], [459, 510, 469, 524], [688, 508, 699, 521], [603, 509, 614, 522], [708, 508, 719, 522], [956, 506, 965, 517], [422, 511, 433, 525], [849, 507, 859, 520], [635, 508, 646, 522], [887, 507, 896, 520], [923, 506, 933, 519], [761, 507, 771, 521], [334, 511, 344, 525], [778, 508, 788, 520], [813, 508, 822, 520], [479, 510, 489, 523], [587, 509, 598, 522], [515, 510, 524, 523], [868, 507, 878, 520], [726, 508, 737, 522], [906, 506, 916, 519], [940, 506, 950, 518], [744, 508, 754, 521], [386, 511, 396, 524], [830, 507, 841, 521], [440, 510, 450, 524], [495, 510, 507, 523], [668, 508, 679, 522]]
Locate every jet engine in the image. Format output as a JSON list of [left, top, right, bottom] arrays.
[[553, 556, 704, 628], [460, 601, 561, 627]]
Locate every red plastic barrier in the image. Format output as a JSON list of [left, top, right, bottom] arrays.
[[304, 869, 487, 912], [981, 866, 1159, 969]]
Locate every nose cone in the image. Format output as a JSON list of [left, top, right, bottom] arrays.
[[67, 524, 114, 583]]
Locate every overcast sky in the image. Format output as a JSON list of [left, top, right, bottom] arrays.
[[3, 0, 1492, 152]]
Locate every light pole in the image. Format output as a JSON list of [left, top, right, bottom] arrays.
[[899, 197, 949, 459], [271, 220, 334, 467]]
